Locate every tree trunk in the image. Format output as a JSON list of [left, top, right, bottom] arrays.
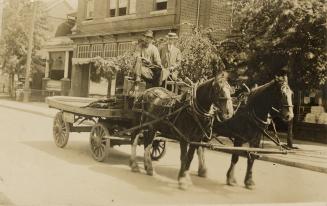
[[287, 119, 294, 147], [107, 74, 112, 98], [8, 73, 15, 98]]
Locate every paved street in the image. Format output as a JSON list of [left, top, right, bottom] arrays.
[[0, 106, 326, 205]]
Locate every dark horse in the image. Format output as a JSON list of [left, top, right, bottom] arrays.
[[185, 75, 294, 189], [129, 72, 234, 189]]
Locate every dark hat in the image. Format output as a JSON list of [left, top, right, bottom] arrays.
[[143, 30, 154, 38], [275, 65, 290, 76], [166, 32, 178, 39]]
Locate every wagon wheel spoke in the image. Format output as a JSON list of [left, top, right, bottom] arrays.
[[90, 123, 110, 162], [151, 147, 157, 157], [150, 140, 166, 161], [53, 112, 70, 148]]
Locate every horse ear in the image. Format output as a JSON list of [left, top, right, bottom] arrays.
[[274, 75, 288, 85]]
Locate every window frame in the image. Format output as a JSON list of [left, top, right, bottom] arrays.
[[108, 0, 136, 17], [154, 0, 168, 11], [85, 0, 95, 20]]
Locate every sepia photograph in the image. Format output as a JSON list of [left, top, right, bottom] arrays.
[[0, 0, 326, 205]]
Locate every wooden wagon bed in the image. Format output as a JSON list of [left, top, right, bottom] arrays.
[[46, 96, 136, 120]]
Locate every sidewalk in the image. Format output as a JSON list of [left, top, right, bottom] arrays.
[[0, 98, 327, 174]]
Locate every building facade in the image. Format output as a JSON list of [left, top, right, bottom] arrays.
[[69, 0, 234, 97], [41, 0, 77, 95]]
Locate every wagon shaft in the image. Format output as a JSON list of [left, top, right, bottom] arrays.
[[190, 142, 288, 155]]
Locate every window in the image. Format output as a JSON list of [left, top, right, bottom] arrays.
[[91, 44, 104, 57], [155, 0, 167, 11], [86, 0, 95, 19], [109, 0, 116, 17], [129, 0, 136, 14], [108, 0, 136, 17], [117, 42, 135, 56], [118, 0, 127, 16], [104, 43, 117, 57], [49, 52, 65, 80], [77, 45, 91, 58]]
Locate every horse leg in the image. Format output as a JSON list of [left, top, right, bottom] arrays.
[[178, 141, 192, 190], [197, 147, 207, 177], [185, 145, 207, 177], [143, 129, 155, 176], [185, 145, 196, 171], [226, 140, 242, 186], [244, 139, 260, 189], [129, 131, 141, 173]]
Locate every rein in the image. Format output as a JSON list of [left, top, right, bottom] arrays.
[[248, 108, 284, 148]]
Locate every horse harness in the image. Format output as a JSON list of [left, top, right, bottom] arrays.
[[138, 83, 216, 144]]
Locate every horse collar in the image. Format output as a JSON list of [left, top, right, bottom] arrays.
[[191, 83, 213, 118]]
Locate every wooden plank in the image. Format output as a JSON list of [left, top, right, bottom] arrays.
[[46, 96, 136, 119]]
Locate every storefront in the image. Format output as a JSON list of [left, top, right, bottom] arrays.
[[294, 85, 327, 143]]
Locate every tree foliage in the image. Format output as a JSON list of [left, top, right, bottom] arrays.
[[177, 29, 216, 82], [223, 0, 327, 89], [0, 0, 49, 77]]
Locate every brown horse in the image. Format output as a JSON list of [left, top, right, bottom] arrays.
[[129, 72, 234, 189], [185, 75, 294, 189]]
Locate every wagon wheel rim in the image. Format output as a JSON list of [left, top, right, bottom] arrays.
[[53, 112, 69, 148], [150, 140, 166, 161], [90, 123, 110, 162]]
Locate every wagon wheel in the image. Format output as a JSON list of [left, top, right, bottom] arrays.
[[53, 112, 70, 148], [89, 122, 110, 162], [150, 139, 166, 161]]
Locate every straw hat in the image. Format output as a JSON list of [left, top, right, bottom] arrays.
[[143, 30, 154, 38], [166, 32, 178, 39]]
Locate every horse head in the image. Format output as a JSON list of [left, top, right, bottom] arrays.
[[273, 75, 294, 121], [211, 71, 234, 121]]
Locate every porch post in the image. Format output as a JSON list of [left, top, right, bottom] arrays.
[[45, 52, 50, 78], [42, 51, 50, 94], [61, 50, 71, 96], [64, 50, 69, 78]]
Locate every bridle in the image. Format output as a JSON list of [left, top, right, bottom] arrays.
[[211, 78, 233, 122], [271, 84, 294, 114], [188, 78, 232, 140]]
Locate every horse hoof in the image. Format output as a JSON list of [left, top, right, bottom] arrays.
[[146, 169, 154, 176], [244, 180, 255, 190], [226, 178, 237, 186], [245, 184, 255, 190], [198, 168, 207, 178], [131, 166, 140, 173], [129, 161, 140, 173], [178, 178, 192, 190]]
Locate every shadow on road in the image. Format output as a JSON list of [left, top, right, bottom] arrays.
[[0, 192, 15, 206], [22, 140, 241, 195], [22, 140, 143, 166]]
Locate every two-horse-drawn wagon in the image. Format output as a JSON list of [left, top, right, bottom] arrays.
[[47, 72, 294, 190]]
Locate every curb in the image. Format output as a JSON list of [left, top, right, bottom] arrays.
[[259, 155, 327, 174], [0, 103, 55, 119]]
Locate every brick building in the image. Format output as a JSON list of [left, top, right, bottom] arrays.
[[69, 0, 234, 97]]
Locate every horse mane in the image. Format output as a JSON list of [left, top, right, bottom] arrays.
[[248, 80, 275, 100], [245, 80, 276, 107]]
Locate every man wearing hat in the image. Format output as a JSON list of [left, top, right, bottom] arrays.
[[133, 30, 162, 88], [159, 32, 181, 84]]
